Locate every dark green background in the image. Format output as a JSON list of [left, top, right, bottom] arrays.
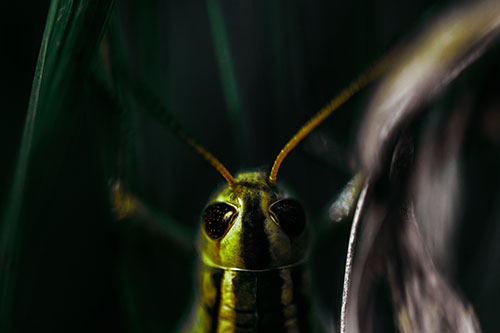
[[2, 0, 500, 332]]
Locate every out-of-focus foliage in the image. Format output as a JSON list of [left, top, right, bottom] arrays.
[[1, 0, 119, 332], [346, 1, 500, 332], [1, 0, 500, 332]]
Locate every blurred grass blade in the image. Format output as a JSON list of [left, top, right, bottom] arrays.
[[206, 0, 249, 164], [0, 2, 57, 328], [359, 0, 500, 176], [98, 12, 197, 332], [1, 0, 56, 261], [346, 138, 480, 332], [0, 0, 114, 330]]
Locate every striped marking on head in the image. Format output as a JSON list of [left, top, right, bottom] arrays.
[[199, 172, 309, 271]]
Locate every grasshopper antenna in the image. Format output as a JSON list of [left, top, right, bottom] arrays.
[[114, 66, 235, 186], [177, 128, 235, 185], [268, 52, 395, 185]]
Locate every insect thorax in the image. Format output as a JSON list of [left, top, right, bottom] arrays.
[[183, 263, 313, 332]]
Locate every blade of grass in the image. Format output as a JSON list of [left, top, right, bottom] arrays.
[[0, 2, 58, 329], [0, 0, 114, 330], [206, 0, 249, 165]]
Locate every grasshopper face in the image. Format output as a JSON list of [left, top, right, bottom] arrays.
[[198, 171, 309, 270]]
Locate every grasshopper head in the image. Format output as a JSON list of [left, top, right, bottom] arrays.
[[198, 171, 309, 270]]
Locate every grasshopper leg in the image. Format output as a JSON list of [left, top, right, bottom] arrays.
[[110, 179, 195, 254]]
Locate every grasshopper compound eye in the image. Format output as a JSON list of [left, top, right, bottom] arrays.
[[269, 198, 306, 237], [202, 202, 238, 239]]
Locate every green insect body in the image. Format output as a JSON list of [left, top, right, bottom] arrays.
[[185, 259, 312, 332], [182, 171, 313, 331]]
